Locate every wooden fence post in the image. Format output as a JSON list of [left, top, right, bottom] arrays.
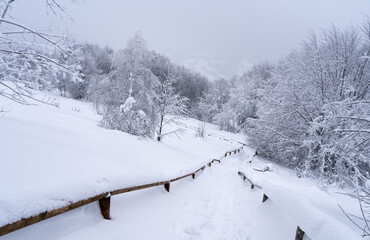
[[262, 194, 269, 203], [295, 226, 305, 240], [208, 162, 212, 167], [192, 173, 195, 179], [164, 182, 170, 192], [99, 196, 111, 219]]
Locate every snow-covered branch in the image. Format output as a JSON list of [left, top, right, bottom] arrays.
[[334, 129, 370, 134], [0, 18, 69, 55]]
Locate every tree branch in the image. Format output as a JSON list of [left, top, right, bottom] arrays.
[[334, 129, 370, 134], [0, 48, 70, 70], [0, 18, 68, 55]]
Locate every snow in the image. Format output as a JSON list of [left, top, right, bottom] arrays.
[[0, 90, 365, 239], [1, 153, 297, 240], [0, 91, 242, 228], [366, 180, 370, 190], [120, 96, 135, 112], [262, 182, 361, 240], [239, 153, 365, 240]]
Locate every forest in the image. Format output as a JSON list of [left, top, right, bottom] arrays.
[[2, 10, 368, 190]]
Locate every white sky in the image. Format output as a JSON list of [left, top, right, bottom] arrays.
[[10, 0, 370, 80]]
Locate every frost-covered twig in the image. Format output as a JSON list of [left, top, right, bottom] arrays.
[[334, 116, 370, 123], [0, 82, 59, 107], [334, 129, 370, 134], [338, 188, 370, 238], [158, 128, 185, 140], [0, 49, 70, 70], [338, 204, 369, 237], [357, 190, 370, 234], [0, 107, 10, 113], [0, 18, 69, 55]]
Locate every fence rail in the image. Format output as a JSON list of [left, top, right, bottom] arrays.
[[237, 171, 308, 240], [0, 145, 245, 237]]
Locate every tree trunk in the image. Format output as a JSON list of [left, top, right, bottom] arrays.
[[157, 114, 164, 141]]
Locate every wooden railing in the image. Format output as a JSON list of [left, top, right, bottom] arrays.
[[0, 145, 245, 237], [237, 171, 308, 240]]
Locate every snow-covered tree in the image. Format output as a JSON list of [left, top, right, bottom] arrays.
[[68, 43, 113, 99], [173, 66, 210, 115], [207, 63, 273, 132], [197, 78, 231, 123], [246, 21, 370, 187], [52, 41, 84, 97], [155, 72, 188, 141], [90, 33, 159, 137]]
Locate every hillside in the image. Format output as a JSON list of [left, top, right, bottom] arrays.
[[0, 91, 364, 240]]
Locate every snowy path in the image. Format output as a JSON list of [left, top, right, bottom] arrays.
[[2, 154, 295, 240], [175, 157, 253, 240]]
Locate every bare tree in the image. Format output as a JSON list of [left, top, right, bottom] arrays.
[[155, 72, 188, 141]]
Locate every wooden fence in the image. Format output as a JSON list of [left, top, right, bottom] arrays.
[[0, 145, 245, 237], [237, 171, 308, 240]]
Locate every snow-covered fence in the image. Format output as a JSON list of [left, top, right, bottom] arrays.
[[224, 148, 242, 157], [237, 172, 269, 202], [237, 171, 306, 239], [0, 146, 244, 237], [237, 171, 362, 240]]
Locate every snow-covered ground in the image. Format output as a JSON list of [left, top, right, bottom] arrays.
[[2, 152, 297, 240], [0, 91, 243, 227], [0, 92, 365, 239], [240, 156, 365, 240]]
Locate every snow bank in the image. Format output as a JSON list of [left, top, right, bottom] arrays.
[[0, 91, 244, 228]]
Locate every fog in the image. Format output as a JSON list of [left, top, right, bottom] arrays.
[[11, 0, 370, 79]]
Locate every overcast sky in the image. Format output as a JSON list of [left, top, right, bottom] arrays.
[[10, 0, 370, 80]]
